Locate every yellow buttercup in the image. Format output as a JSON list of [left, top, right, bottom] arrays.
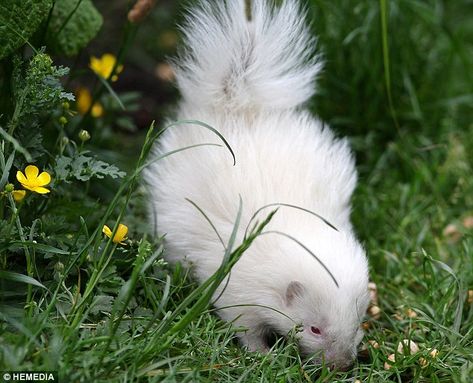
[[89, 53, 124, 82], [76, 87, 104, 117], [102, 224, 128, 244], [16, 165, 51, 194], [12, 190, 26, 201]]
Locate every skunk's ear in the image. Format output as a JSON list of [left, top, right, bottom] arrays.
[[285, 281, 305, 306]]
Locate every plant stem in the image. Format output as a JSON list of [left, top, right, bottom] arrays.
[[7, 193, 33, 316], [77, 21, 138, 132]]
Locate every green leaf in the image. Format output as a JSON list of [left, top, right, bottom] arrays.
[[0, 0, 52, 60], [54, 153, 126, 182], [0, 241, 73, 255], [0, 126, 32, 162], [54, 155, 72, 181], [47, 0, 103, 57], [0, 270, 47, 289], [0, 151, 15, 190], [11, 53, 71, 131], [87, 159, 126, 180], [90, 295, 114, 315]]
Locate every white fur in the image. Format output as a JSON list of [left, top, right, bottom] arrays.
[[146, 0, 370, 368]]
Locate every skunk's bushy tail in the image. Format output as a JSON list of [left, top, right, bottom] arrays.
[[174, 0, 321, 112]]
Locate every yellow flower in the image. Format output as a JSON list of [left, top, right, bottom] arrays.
[[103, 224, 128, 244], [12, 190, 26, 202], [16, 165, 51, 194], [89, 53, 124, 82], [76, 87, 104, 118]]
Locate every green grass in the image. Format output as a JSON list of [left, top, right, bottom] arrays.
[[1, 0, 473, 382]]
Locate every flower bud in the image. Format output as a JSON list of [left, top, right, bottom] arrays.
[[62, 101, 70, 110], [128, 0, 157, 23], [54, 262, 65, 272], [79, 129, 91, 142], [61, 136, 69, 146], [59, 116, 68, 126], [4, 183, 14, 193]]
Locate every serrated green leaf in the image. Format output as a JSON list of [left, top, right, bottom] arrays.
[[55, 155, 73, 182], [0, 0, 52, 60], [11, 53, 70, 137], [47, 0, 103, 57], [54, 153, 126, 182], [72, 155, 90, 181], [88, 159, 126, 180], [90, 295, 114, 315]]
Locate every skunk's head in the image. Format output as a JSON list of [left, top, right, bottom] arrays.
[[273, 228, 370, 369]]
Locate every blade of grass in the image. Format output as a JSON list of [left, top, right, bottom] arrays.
[[97, 75, 126, 111], [0, 270, 47, 289], [244, 202, 338, 239], [258, 231, 339, 288], [186, 197, 226, 249], [379, 0, 400, 132], [0, 151, 14, 189]]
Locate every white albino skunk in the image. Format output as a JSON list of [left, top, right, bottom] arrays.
[[147, 0, 370, 368]]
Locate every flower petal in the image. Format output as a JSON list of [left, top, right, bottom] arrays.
[[102, 53, 116, 67], [37, 171, 51, 186], [16, 170, 27, 184], [89, 56, 101, 73], [21, 184, 36, 192], [103, 225, 112, 237], [25, 165, 39, 180], [102, 54, 117, 79], [114, 224, 128, 243], [31, 186, 50, 194], [12, 190, 26, 202]]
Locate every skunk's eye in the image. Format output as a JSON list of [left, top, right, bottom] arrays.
[[310, 326, 321, 335]]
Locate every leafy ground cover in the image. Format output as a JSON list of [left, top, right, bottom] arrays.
[[0, 0, 472, 382]]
